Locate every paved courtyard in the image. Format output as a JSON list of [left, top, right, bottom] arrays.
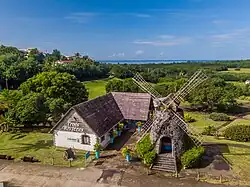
[[0, 160, 246, 187]]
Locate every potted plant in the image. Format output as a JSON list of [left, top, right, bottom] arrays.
[[122, 146, 131, 162], [119, 122, 124, 131], [113, 129, 118, 138], [109, 131, 114, 144], [94, 141, 102, 159], [117, 122, 124, 136], [136, 121, 143, 134]]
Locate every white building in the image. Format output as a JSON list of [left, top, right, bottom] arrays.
[[50, 92, 153, 151], [245, 80, 250, 84]]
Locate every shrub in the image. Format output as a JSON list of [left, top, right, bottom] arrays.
[[143, 150, 156, 166], [121, 146, 131, 157], [94, 141, 103, 152], [181, 146, 205, 169], [136, 134, 154, 158], [184, 113, 195, 123], [202, 125, 217, 136], [209, 112, 230, 121], [136, 134, 156, 166], [224, 125, 250, 142]]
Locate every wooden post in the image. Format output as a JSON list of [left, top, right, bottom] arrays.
[[220, 175, 222, 183], [196, 171, 200, 181], [69, 160, 72, 167]]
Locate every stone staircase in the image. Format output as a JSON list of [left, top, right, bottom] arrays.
[[151, 153, 177, 173]]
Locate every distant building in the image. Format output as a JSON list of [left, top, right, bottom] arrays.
[[50, 92, 153, 151], [55, 60, 73, 65]]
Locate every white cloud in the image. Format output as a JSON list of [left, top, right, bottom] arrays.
[[210, 28, 250, 45], [126, 13, 152, 18], [108, 52, 125, 58], [159, 35, 175, 39], [212, 20, 228, 25], [133, 36, 191, 46], [65, 12, 151, 24], [65, 12, 99, 23], [135, 50, 144, 55]]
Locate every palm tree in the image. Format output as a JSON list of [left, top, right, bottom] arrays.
[[74, 52, 81, 58]]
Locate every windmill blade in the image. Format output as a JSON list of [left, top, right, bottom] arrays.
[[137, 111, 167, 143], [167, 70, 207, 107], [133, 73, 163, 103], [171, 111, 203, 146]]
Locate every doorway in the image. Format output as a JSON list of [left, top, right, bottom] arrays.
[[160, 137, 172, 153]]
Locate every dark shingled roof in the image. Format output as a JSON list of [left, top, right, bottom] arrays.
[[112, 92, 151, 121], [73, 93, 123, 137], [51, 92, 152, 137]]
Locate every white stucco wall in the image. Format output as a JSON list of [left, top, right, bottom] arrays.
[[54, 130, 97, 151]]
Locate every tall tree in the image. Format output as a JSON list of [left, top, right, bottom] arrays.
[[0, 54, 19, 89], [51, 49, 61, 61]]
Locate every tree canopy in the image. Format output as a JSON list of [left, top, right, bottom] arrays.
[[5, 72, 88, 125]]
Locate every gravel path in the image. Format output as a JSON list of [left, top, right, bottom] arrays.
[[0, 160, 247, 187]]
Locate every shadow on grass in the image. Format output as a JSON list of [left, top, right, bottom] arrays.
[[0, 140, 54, 153], [196, 144, 232, 171], [9, 133, 27, 140]]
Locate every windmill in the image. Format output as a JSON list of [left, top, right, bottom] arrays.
[[132, 70, 207, 172]]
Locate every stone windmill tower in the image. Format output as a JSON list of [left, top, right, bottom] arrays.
[[132, 70, 208, 172]]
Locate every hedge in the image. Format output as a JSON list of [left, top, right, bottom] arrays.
[[224, 125, 250, 142], [202, 125, 217, 136], [181, 146, 205, 169], [143, 150, 157, 166], [136, 134, 156, 166], [209, 112, 230, 121]]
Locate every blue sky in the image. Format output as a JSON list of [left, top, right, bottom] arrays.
[[0, 0, 250, 60]]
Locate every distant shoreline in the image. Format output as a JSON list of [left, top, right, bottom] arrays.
[[97, 59, 245, 64]]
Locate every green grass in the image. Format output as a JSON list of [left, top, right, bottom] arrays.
[[84, 79, 108, 99], [226, 81, 245, 87], [186, 112, 225, 132], [219, 118, 250, 132], [203, 135, 250, 183], [0, 132, 88, 167], [222, 68, 250, 73]]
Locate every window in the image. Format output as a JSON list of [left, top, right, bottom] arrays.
[[81, 135, 90, 145], [101, 136, 105, 142]]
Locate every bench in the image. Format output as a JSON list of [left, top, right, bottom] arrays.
[[21, 156, 39, 162], [0, 155, 7, 160]]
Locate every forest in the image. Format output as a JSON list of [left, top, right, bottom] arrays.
[[0, 44, 250, 130]]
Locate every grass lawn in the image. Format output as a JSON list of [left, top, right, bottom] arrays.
[[203, 136, 250, 184], [221, 68, 250, 73], [226, 81, 245, 87], [186, 112, 225, 133], [218, 118, 250, 133], [84, 79, 108, 99], [0, 132, 88, 167]]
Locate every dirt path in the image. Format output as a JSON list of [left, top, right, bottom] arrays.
[[0, 160, 247, 187]]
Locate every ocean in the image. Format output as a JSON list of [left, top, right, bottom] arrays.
[[98, 59, 219, 64]]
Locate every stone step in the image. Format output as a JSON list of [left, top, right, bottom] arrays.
[[151, 165, 176, 173], [157, 155, 175, 158], [156, 159, 175, 164], [153, 163, 176, 169], [157, 156, 175, 160], [151, 154, 177, 173]]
